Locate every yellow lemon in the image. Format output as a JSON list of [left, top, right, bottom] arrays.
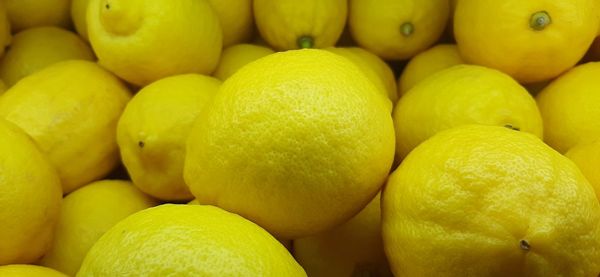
[[0, 2, 11, 58], [327, 47, 398, 103], [0, 265, 67, 277], [536, 62, 600, 153], [398, 44, 464, 95], [455, 0, 599, 84], [118, 74, 221, 201], [78, 204, 306, 276], [254, 0, 347, 50], [0, 60, 132, 193], [71, 0, 91, 41], [0, 80, 6, 95], [213, 44, 274, 80], [5, 0, 71, 32], [294, 193, 393, 277], [184, 49, 395, 239], [349, 0, 449, 60], [0, 119, 62, 265], [87, 0, 222, 86], [0, 27, 95, 87], [393, 64, 542, 159], [41, 180, 157, 276], [566, 140, 600, 201], [383, 125, 600, 276], [208, 0, 253, 47]]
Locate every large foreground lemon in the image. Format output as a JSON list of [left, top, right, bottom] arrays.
[[0, 265, 67, 277]]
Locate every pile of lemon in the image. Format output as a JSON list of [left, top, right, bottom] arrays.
[[2, 0, 600, 276]]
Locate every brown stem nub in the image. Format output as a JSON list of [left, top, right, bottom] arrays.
[[520, 239, 531, 251]]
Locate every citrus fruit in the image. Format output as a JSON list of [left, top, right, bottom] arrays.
[[327, 46, 398, 103], [0, 265, 67, 277], [40, 180, 157, 276], [87, 0, 222, 86], [349, 0, 450, 60], [383, 125, 600, 276], [536, 62, 600, 153], [118, 74, 221, 201], [0, 60, 132, 193], [184, 49, 395, 239], [398, 44, 464, 95], [0, 119, 62, 265], [71, 0, 91, 41], [294, 193, 392, 277], [4, 0, 71, 32], [78, 204, 306, 276], [0, 26, 95, 87], [566, 140, 600, 201], [454, 0, 599, 83], [393, 64, 542, 158], [254, 0, 347, 50], [208, 0, 253, 47], [213, 44, 274, 80]]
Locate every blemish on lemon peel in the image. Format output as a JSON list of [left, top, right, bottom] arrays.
[[520, 240, 531, 251], [504, 124, 521, 131]]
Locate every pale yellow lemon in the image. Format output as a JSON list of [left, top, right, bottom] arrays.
[[398, 44, 464, 95], [184, 49, 395, 239], [87, 0, 222, 86], [536, 62, 600, 153], [71, 0, 91, 41], [0, 26, 95, 87], [455, 0, 599, 83], [566, 140, 600, 202], [0, 119, 62, 265], [0, 60, 132, 193], [0, 265, 67, 277], [41, 180, 157, 276], [213, 44, 274, 80], [118, 74, 221, 201], [208, 0, 253, 47], [5, 0, 71, 32], [78, 205, 306, 276], [254, 0, 347, 50], [383, 125, 600, 276], [349, 0, 449, 60], [294, 193, 393, 277], [327, 47, 398, 103]]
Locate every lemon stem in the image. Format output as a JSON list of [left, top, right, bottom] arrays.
[[530, 11, 551, 31], [297, 36, 314, 49], [400, 22, 414, 37], [520, 240, 530, 251]]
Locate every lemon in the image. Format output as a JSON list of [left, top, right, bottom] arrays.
[[294, 193, 392, 277], [71, 0, 91, 41], [0, 2, 11, 58], [4, 0, 71, 32], [213, 44, 274, 80], [327, 47, 398, 104], [118, 74, 221, 201], [0, 60, 132, 193], [40, 180, 157, 276], [0, 119, 62, 265], [455, 0, 599, 84], [0, 265, 68, 277], [536, 62, 600, 153], [349, 0, 449, 60], [87, 0, 222, 86], [566, 140, 600, 201], [383, 125, 600, 276], [0, 27, 95, 87], [398, 44, 464, 95], [208, 0, 253, 47], [78, 204, 306, 276], [184, 49, 395, 239], [254, 0, 347, 50], [393, 64, 542, 159]]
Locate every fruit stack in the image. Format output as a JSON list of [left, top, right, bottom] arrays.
[[1, 0, 599, 276]]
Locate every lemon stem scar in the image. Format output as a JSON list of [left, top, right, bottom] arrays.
[[297, 36, 314, 49], [504, 124, 520, 131], [400, 22, 414, 37], [530, 11, 551, 31], [520, 240, 531, 251], [138, 141, 145, 148]]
